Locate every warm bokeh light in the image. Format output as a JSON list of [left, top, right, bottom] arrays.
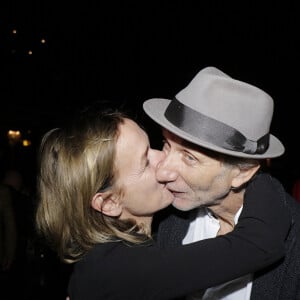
[[12, 29, 17, 34], [7, 130, 21, 144], [8, 130, 21, 138], [41, 38, 46, 44], [22, 139, 32, 147], [28, 50, 33, 55]]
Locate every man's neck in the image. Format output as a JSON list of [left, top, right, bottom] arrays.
[[208, 190, 245, 235]]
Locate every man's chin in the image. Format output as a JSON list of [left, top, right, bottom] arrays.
[[172, 198, 196, 211]]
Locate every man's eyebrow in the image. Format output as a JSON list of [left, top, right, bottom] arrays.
[[182, 139, 196, 149], [181, 139, 219, 159]]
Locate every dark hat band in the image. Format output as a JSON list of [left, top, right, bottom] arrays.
[[165, 98, 269, 155]]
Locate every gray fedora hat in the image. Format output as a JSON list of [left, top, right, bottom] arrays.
[[143, 66, 284, 159]]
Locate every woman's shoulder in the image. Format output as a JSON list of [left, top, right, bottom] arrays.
[[73, 241, 154, 272], [68, 241, 157, 299]]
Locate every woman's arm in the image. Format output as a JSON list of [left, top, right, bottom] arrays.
[[143, 173, 291, 299], [69, 173, 291, 300]]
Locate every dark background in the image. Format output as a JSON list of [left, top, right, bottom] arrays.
[[1, 0, 299, 189], [0, 1, 299, 298]]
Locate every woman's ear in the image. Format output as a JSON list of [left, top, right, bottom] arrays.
[[231, 165, 261, 189], [91, 192, 122, 217]]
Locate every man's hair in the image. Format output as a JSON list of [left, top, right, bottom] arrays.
[[221, 154, 261, 170]]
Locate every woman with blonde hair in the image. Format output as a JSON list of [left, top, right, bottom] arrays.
[[36, 108, 290, 300]]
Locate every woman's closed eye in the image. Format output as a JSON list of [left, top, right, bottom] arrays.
[[145, 159, 150, 168], [162, 140, 170, 152]]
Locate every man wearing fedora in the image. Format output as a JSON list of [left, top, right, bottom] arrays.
[[143, 67, 300, 299]]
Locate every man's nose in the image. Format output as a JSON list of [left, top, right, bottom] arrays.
[[156, 155, 179, 182]]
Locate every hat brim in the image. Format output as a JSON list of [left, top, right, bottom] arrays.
[[143, 98, 285, 159]]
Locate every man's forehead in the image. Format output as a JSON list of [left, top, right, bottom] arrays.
[[163, 129, 197, 148], [162, 128, 219, 158]]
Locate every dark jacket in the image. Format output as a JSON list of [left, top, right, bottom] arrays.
[[155, 174, 300, 300], [68, 174, 290, 300]]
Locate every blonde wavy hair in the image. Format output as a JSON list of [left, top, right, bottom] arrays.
[[36, 110, 149, 263]]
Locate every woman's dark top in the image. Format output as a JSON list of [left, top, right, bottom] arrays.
[[68, 174, 291, 300]]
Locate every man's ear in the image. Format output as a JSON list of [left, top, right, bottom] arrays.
[[91, 192, 122, 217], [231, 165, 261, 189]]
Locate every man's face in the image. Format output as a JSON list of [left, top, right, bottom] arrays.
[[156, 129, 238, 211]]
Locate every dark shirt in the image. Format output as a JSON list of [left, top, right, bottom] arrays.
[[68, 174, 290, 300], [156, 174, 300, 300]]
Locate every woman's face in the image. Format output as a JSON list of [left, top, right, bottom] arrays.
[[114, 118, 174, 224]]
